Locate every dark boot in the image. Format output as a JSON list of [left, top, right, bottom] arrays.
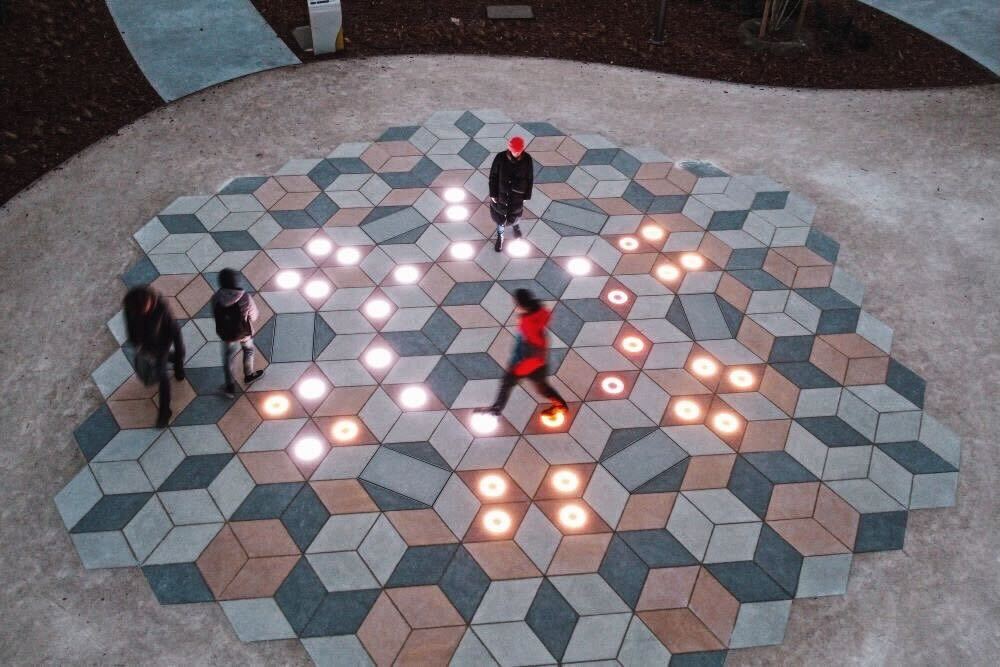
[[156, 409, 173, 429], [494, 235, 503, 253], [244, 370, 264, 384], [512, 225, 522, 239]]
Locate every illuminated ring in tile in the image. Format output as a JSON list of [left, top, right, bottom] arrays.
[[262, 395, 290, 417], [483, 509, 512, 533], [306, 237, 333, 257], [729, 369, 755, 388], [450, 242, 475, 260], [393, 265, 420, 284], [656, 264, 680, 281], [275, 270, 302, 289], [673, 399, 702, 421], [364, 299, 391, 319], [331, 419, 359, 442], [443, 187, 465, 203], [445, 205, 469, 221], [618, 237, 639, 251], [607, 290, 629, 305], [297, 377, 327, 401], [364, 347, 393, 369], [400, 386, 428, 409], [621, 336, 644, 354], [471, 412, 499, 435], [640, 225, 665, 242], [601, 377, 625, 395], [293, 437, 324, 462], [304, 279, 331, 299], [506, 239, 530, 258], [336, 247, 361, 265], [540, 410, 566, 428], [567, 257, 592, 276], [478, 474, 506, 498], [680, 253, 705, 270], [713, 412, 741, 434], [558, 504, 587, 529], [551, 470, 580, 493], [691, 357, 718, 377]]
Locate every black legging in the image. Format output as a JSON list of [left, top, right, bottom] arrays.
[[491, 365, 566, 412]]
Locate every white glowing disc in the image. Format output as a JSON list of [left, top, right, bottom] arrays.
[[304, 279, 331, 299], [567, 257, 592, 276], [607, 289, 629, 305], [483, 509, 512, 533], [558, 504, 587, 529], [729, 369, 755, 388], [364, 347, 393, 369], [336, 247, 361, 265], [621, 336, 645, 353], [641, 225, 665, 242], [450, 242, 475, 260], [673, 399, 701, 421], [657, 264, 680, 281], [471, 412, 499, 435], [306, 237, 333, 257], [365, 299, 391, 319], [551, 470, 580, 493], [443, 187, 466, 203], [263, 395, 290, 417], [394, 265, 420, 284], [297, 377, 327, 401], [506, 239, 530, 258], [445, 205, 469, 221], [293, 437, 324, 462], [331, 419, 359, 442], [713, 412, 741, 433], [618, 237, 639, 251], [275, 270, 301, 289], [400, 386, 427, 409], [601, 377, 625, 395], [478, 474, 506, 498], [680, 253, 705, 270], [691, 357, 718, 377]]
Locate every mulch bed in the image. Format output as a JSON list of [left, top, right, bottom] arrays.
[[254, 0, 996, 89], [0, 0, 995, 206], [0, 1, 160, 206]]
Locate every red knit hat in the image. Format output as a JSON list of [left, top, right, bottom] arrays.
[[508, 136, 526, 155]]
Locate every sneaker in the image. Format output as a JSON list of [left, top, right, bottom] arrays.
[[512, 225, 522, 239], [244, 370, 264, 385], [222, 383, 236, 398], [156, 409, 173, 429], [494, 235, 503, 253]]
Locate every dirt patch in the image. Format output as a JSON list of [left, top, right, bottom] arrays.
[[253, 0, 996, 89], [0, 1, 160, 206]]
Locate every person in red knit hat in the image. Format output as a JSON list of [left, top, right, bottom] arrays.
[[481, 288, 567, 420], [488, 136, 533, 252]]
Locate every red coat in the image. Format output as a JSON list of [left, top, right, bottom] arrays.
[[512, 307, 550, 376]]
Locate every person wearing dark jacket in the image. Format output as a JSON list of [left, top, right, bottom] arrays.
[[488, 136, 533, 253], [123, 286, 186, 428], [482, 288, 567, 419], [212, 268, 264, 396]]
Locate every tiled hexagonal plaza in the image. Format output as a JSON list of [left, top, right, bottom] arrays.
[[52, 108, 962, 665]]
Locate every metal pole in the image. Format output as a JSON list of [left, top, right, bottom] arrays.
[[650, 0, 667, 45]]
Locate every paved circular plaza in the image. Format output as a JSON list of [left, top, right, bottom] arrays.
[[1, 57, 997, 666], [52, 106, 962, 665]]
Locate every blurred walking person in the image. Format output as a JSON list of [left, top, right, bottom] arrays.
[[212, 268, 264, 396], [489, 136, 533, 252], [123, 286, 185, 428]]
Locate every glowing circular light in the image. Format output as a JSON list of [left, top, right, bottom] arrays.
[[306, 237, 333, 257], [506, 238, 530, 258], [483, 509, 512, 533], [558, 504, 587, 529], [551, 470, 580, 493], [621, 336, 645, 354], [471, 412, 499, 435], [364, 299, 391, 319], [293, 437, 324, 462], [478, 474, 506, 498], [713, 412, 741, 434], [680, 253, 705, 270], [540, 410, 566, 428], [729, 369, 755, 388], [331, 419, 359, 442], [691, 357, 718, 377], [400, 386, 428, 409], [275, 270, 301, 289], [618, 237, 639, 251], [394, 265, 420, 284], [443, 187, 466, 203], [607, 289, 629, 305], [641, 225, 665, 242], [262, 395, 290, 417], [364, 347, 393, 369], [673, 399, 702, 421], [656, 264, 680, 281], [445, 205, 469, 221], [567, 257, 592, 276], [304, 279, 331, 299], [601, 377, 625, 395], [450, 242, 475, 260], [336, 247, 361, 265], [297, 377, 327, 401]]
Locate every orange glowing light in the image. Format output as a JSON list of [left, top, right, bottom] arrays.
[[713, 412, 741, 434], [483, 509, 512, 533], [680, 253, 704, 270], [673, 399, 701, 421], [478, 474, 506, 498], [331, 419, 359, 442], [691, 357, 718, 377], [729, 369, 755, 388], [601, 377, 625, 395], [618, 237, 639, 251], [263, 395, 290, 416], [541, 410, 566, 428], [607, 290, 629, 305], [621, 336, 645, 354], [640, 225, 665, 242], [656, 264, 680, 281], [551, 470, 580, 493], [558, 504, 587, 529]]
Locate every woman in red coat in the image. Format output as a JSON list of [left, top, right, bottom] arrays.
[[484, 288, 567, 419]]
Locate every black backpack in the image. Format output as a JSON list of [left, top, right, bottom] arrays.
[[213, 298, 252, 341]]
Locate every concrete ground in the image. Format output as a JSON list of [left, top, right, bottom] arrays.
[[105, 0, 299, 101], [0, 56, 997, 665], [859, 0, 1000, 75]]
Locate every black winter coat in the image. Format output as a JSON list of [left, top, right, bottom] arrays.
[[125, 300, 183, 357], [489, 152, 534, 212]]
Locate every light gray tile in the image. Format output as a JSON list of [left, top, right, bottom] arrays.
[[583, 466, 630, 527], [514, 505, 562, 572], [796, 553, 852, 598], [472, 578, 543, 624], [91, 461, 153, 494], [158, 489, 224, 525], [124, 496, 171, 562], [563, 613, 632, 662], [603, 430, 686, 491], [307, 513, 379, 553], [361, 448, 450, 505], [472, 622, 556, 667], [220, 598, 297, 642], [55, 467, 104, 530], [358, 514, 407, 584], [302, 635, 374, 667], [144, 524, 222, 565], [72, 532, 137, 569], [550, 574, 630, 615], [208, 457, 255, 519], [728, 600, 792, 649], [307, 551, 380, 592], [618, 615, 672, 665]]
